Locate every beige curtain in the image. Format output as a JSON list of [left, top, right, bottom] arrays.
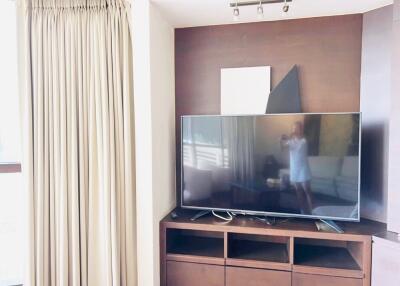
[[18, 1, 136, 286]]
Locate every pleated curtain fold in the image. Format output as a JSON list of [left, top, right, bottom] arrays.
[[17, 0, 136, 285]]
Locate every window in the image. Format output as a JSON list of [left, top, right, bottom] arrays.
[[182, 117, 229, 168], [0, 1, 24, 285]]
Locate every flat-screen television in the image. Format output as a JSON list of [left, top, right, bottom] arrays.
[[181, 113, 361, 221]]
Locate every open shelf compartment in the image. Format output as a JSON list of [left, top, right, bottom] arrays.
[[166, 229, 224, 258], [228, 233, 290, 264], [293, 238, 363, 271]]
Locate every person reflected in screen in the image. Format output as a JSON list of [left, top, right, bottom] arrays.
[[280, 121, 313, 214]]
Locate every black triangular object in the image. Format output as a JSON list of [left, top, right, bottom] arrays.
[[266, 65, 302, 113]]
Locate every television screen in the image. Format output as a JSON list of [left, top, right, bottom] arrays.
[[181, 113, 361, 221]]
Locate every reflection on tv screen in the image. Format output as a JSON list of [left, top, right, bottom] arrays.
[[181, 113, 360, 221]]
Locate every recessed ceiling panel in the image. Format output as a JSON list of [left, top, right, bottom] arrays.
[[151, 0, 393, 28]]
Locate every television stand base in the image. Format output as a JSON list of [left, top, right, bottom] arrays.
[[317, 219, 344, 233], [253, 215, 277, 226], [190, 210, 211, 221]]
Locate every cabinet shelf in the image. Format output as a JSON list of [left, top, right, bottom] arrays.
[[293, 237, 363, 273], [294, 244, 360, 270], [166, 229, 224, 259], [228, 234, 289, 263]]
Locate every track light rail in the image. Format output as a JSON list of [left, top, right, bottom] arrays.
[[229, 0, 292, 7]]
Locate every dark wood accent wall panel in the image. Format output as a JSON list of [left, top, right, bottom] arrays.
[[175, 15, 362, 115], [175, 15, 363, 203]]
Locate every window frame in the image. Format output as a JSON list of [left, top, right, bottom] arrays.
[[0, 163, 21, 173]]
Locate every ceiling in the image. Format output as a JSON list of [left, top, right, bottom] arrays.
[[151, 0, 393, 28]]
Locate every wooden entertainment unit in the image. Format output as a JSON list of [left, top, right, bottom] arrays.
[[160, 211, 386, 286]]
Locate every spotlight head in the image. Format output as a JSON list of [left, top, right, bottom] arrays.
[[233, 7, 240, 21], [257, 4, 264, 19], [283, 3, 289, 13]]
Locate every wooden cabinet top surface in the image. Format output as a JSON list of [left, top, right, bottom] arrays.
[[161, 209, 386, 241]]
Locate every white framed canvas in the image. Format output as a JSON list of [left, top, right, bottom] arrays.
[[220, 66, 271, 115]]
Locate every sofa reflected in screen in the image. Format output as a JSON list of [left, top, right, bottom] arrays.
[[279, 156, 359, 218]]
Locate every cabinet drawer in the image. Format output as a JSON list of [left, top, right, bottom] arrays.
[[226, 266, 291, 286], [167, 261, 224, 286], [292, 273, 362, 286]]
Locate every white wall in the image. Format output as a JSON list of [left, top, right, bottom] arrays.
[[150, 3, 176, 286], [133, 1, 154, 285], [388, 0, 400, 234], [133, 1, 176, 285], [358, 5, 400, 285], [372, 233, 400, 285], [360, 5, 393, 222], [361, 1, 400, 231]]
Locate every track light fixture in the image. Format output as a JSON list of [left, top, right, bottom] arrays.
[[229, 0, 292, 21], [233, 0, 240, 21]]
